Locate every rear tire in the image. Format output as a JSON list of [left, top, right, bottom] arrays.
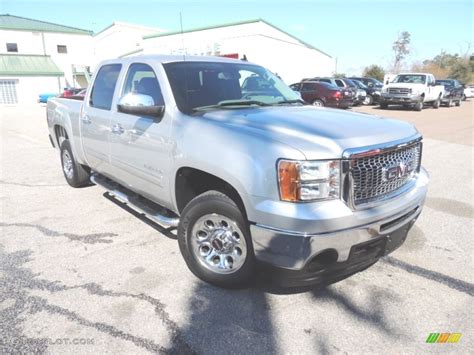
[[178, 191, 255, 289], [60, 140, 90, 188], [312, 99, 324, 107]]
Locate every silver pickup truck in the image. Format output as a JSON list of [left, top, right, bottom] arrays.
[[46, 55, 429, 288]]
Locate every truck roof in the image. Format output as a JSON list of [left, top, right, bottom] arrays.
[[99, 54, 248, 66], [396, 72, 434, 76]]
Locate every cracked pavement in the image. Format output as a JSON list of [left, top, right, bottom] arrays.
[[1, 104, 473, 353]]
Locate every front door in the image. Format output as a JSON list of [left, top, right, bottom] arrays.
[[109, 62, 173, 207], [81, 63, 122, 173]]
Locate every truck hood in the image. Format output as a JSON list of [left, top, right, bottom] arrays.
[[384, 83, 424, 89], [199, 106, 419, 159]]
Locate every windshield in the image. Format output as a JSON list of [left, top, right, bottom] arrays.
[[163, 61, 300, 113], [353, 80, 368, 89], [393, 74, 427, 84], [344, 79, 357, 88]]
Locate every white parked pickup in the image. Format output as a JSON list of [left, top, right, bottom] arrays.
[[380, 73, 444, 111]]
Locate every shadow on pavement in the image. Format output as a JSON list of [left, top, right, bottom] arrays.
[[1, 244, 409, 353]]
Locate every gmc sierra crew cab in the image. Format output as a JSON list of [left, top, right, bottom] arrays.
[[47, 55, 429, 288], [380, 73, 444, 111]]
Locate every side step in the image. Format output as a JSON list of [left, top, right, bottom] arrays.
[[90, 174, 180, 227]]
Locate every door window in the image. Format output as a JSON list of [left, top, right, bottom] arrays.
[[90, 64, 122, 110], [301, 83, 314, 92], [122, 63, 164, 106]]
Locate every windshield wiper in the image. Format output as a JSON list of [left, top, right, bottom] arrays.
[[193, 100, 271, 111], [273, 99, 306, 105]]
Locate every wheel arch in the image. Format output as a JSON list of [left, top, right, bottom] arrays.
[[175, 167, 248, 220]]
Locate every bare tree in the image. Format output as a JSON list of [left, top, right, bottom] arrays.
[[392, 31, 411, 73]]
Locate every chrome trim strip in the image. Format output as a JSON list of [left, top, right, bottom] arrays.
[[254, 203, 422, 238], [342, 133, 422, 159]]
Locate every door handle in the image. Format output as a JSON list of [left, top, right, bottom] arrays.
[[81, 115, 91, 124], [111, 124, 124, 135]]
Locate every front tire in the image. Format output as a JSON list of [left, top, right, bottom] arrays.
[[414, 100, 423, 111], [178, 191, 255, 288], [363, 95, 373, 105], [455, 98, 461, 106], [432, 97, 440, 109], [60, 140, 90, 187]]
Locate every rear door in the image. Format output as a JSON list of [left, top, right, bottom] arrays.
[[300, 83, 317, 102], [109, 62, 173, 206], [81, 63, 121, 173]]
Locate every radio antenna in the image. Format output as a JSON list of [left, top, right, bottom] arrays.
[[180, 11, 185, 61]]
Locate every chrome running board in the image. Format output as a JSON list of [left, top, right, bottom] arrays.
[[90, 173, 179, 227]]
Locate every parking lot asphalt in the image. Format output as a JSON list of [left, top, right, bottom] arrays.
[[1, 102, 473, 354]]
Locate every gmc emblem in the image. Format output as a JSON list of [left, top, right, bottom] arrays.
[[384, 161, 414, 181]]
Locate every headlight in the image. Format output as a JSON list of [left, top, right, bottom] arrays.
[[382, 87, 388, 93], [278, 160, 340, 202]]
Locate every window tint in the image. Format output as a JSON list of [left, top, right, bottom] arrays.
[[335, 79, 345, 87], [57, 45, 67, 53], [6, 43, 18, 52], [122, 63, 164, 106], [289, 83, 300, 91], [319, 79, 331, 83], [301, 83, 314, 92], [163, 61, 299, 114], [90, 64, 121, 110]]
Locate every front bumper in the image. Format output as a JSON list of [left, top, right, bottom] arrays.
[[259, 226, 410, 287], [380, 93, 421, 105], [250, 168, 429, 273]]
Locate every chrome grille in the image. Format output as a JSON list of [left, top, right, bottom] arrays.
[[351, 143, 421, 205], [388, 87, 411, 95]]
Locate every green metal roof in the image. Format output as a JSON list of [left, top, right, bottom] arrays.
[[0, 14, 92, 35], [0, 54, 63, 76], [143, 18, 331, 58]]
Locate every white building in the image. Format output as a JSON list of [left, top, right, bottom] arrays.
[[1, 15, 335, 104], [0, 14, 93, 104], [140, 19, 335, 84], [92, 21, 164, 68]]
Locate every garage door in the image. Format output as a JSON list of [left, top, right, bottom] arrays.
[[0, 79, 18, 104]]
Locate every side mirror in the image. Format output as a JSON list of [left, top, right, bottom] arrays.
[[385, 80, 389, 85], [117, 93, 165, 118]]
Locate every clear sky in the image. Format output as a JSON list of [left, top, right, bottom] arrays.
[[1, 0, 472, 75]]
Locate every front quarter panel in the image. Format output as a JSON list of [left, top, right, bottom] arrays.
[[170, 112, 306, 217]]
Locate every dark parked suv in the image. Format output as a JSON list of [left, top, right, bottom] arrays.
[[351, 79, 381, 105], [290, 81, 353, 108], [435, 79, 463, 107]]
